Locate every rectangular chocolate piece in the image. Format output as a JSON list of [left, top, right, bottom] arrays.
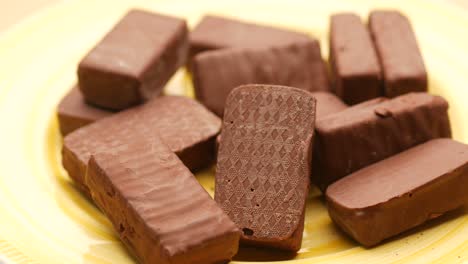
[[215, 84, 316, 251], [192, 40, 329, 116], [58, 85, 113, 136], [189, 15, 312, 60], [78, 9, 188, 110], [369, 10, 427, 97], [329, 13, 382, 105], [62, 96, 221, 195], [326, 139, 468, 247], [86, 137, 240, 263], [314, 93, 451, 191]]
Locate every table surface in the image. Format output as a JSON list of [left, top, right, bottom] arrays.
[[0, 0, 467, 34]]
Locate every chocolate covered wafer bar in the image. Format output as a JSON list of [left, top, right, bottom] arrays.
[[189, 15, 312, 60], [215, 84, 316, 251], [78, 9, 188, 110], [314, 93, 451, 191], [63, 96, 220, 195], [326, 139, 468, 247], [192, 40, 329, 116], [86, 137, 240, 263], [369, 10, 427, 97], [330, 13, 382, 105], [57, 85, 113, 136]]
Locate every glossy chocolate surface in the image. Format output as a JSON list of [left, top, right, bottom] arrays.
[[87, 138, 240, 263], [369, 10, 427, 97], [78, 9, 188, 110], [327, 139, 468, 246], [330, 13, 382, 104]]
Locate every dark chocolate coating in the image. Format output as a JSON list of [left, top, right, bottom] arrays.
[[369, 10, 427, 97], [86, 137, 240, 264], [314, 93, 451, 191], [62, 96, 221, 196], [326, 139, 468, 247], [310, 97, 384, 187], [189, 15, 312, 61], [215, 85, 316, 251], [192, 40, 329, 117], [78, 9, 188, 110], [329, 13, 382, 105], [57, 85, 113, 136]]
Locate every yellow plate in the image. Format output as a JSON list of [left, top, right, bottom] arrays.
[[0, 0, 467, 263]]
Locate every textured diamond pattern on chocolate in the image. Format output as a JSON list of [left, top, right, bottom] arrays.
[[215, 84, 316, 251], [62, 96, 221, 195]]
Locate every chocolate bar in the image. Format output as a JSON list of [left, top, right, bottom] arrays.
[[62, 96, 220, 195], [86, 137, 240, 263], [192, 40, 329, 116], [78, 9, 188, 110], [311, 92, 348, 118], [189, 15, 312, 60], [314, 93, 451, 191], [57, 85, 113, 136], [215, 84, 316, 251], [326, 139, 468, 247], [329, 13, 382, 105], [369, 11, 427, 97]]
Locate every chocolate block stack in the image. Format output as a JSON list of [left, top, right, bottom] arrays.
[[60, 9, 243, 264], [313, 93, 451, 191], [57, 7, 468, 262], [58, 9, 189, 135], [63, 96, 221, 195], [321, 10, 468, 248]]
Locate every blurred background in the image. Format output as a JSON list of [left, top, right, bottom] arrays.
[[0, 0, 467, 34]]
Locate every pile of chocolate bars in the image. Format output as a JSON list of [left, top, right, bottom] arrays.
[[58, 8, 468, 264]]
